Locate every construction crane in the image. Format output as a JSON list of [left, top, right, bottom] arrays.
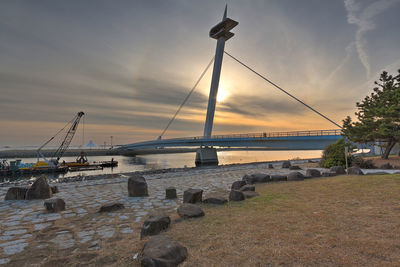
[[36, 111, 85, 167]]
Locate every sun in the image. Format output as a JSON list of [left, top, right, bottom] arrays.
[[217, 87, 229, 102]]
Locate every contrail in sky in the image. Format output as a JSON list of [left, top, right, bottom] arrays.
[[344, 0, 400, 79]]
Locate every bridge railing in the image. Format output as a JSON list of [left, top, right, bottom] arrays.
[[163, 129, 342, 141]]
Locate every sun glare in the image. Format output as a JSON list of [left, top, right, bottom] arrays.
[[217, 88, 229, 102]]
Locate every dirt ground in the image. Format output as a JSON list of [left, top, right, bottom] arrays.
[[166, 174, 400, 266], [367, 155, 400, 168]]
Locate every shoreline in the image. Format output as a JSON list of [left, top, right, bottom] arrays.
[[2, 156, 399, 188], [0, 157, 321, 187]]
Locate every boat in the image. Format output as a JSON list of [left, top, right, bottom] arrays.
[[68, 165, 103, 172], [95, 160, 118, 168], [0, 159, 68, 176]]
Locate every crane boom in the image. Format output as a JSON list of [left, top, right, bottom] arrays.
[[52, 111, 85, 160]]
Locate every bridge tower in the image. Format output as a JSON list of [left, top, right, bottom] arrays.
[[196, 5, 238, 166]]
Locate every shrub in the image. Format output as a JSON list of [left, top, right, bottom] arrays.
[[351, 157, 376, 169], [320, 139, 353, 168]]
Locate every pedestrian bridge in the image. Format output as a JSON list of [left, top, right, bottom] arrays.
[[121, 7, 345, 165], [121, 129, 342, 151]]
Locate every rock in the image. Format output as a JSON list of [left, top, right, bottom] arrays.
[[4, 187, 28, 200], [50, 186, 59, 194], [289, 165, 302, 170], [380, 163, 393, 169], [229, 190, 245, 201], [44, 198, 65, 212], [270, 175, 287, 182], [347, 167, 364, 175], [268, 164, 274, 169], [287, 172, 304, 181], [242, 173, 270, 184], [177, 203, 205, 218], [282, 161, 291, 168], [141, 235, 188, 267], [141, 215, 171, 238], [99, 202, 125, 212], [306, 169, 321, 178], [239, 185, 255, 192], [183, 189, 203, 204], [231, 180, 246, 190], [242, 191, 260, 199], [128, 176, 148, 197], [202, 197, 227, 205], [329, 166, 346, 175], [165, 187, 177, 199], [322, 172, 337, 177], [26, 177, 52, 200]]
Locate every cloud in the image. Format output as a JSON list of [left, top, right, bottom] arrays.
[[217, 95, 305, 117], [344, 0, 400, 78]]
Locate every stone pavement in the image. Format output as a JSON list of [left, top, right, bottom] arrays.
[[0, 162, 319, 265]]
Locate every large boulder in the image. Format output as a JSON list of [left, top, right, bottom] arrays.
[[4, 187, 28, 200], [231, 180, 246, 190], [306, 169, 321, 178], [287, 172, 304, 181], [282, 161, 291, 168], [242, 173, 270, 184], [203, 197, 227, 205], [330, 166, 346, 175], [239, 185, 255, 192], [177, 203, 205, 218], [44, 198, 65, 212], [26, 177, 52, 200], [242, 191, 260, 199], [229, 190, 245, 201], [99, 202, 125, 212], [289, 165, 302, 170], [183, 189, 203, 204], [270, 175, 287, 182], [141, 215, 171, 238], [347, 167, 364, 175], [141, 235, 188, 267], [128, 176, 148, 197], [165, 187, 177, 199]]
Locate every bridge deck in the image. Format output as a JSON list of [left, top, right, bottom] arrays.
[[121, 129, 342, 151]]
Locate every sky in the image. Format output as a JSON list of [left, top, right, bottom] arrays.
[[0, 0, 399, 147]]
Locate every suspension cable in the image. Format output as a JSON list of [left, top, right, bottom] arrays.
[[224, 51, 342, 129], [159, 56, 215, 138]]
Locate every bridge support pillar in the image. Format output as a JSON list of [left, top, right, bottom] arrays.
[[195, 147, 218, 167]]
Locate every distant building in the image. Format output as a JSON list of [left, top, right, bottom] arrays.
[[85, 140, 98, 148]]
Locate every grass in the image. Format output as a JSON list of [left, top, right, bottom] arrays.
[[165, 174, 400, 266]]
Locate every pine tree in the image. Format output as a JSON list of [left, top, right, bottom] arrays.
[[342, 70, 400, 159]]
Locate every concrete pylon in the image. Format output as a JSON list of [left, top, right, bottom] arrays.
[[196, 5, 238, 167], [203, 5, 238, 138]]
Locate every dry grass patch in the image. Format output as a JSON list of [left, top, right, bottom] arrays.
[[166, 175, 400, 266]]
